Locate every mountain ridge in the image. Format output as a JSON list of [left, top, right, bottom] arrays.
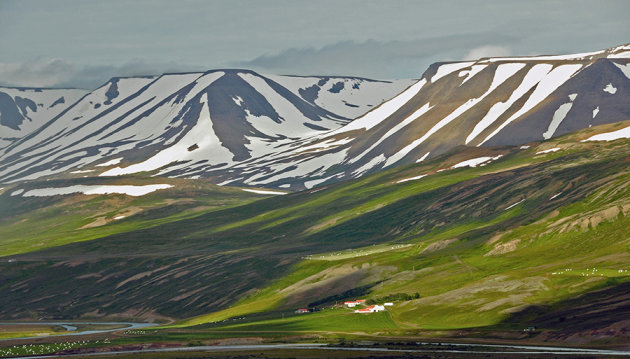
[[0, 70, 413, 183], [1, 44, 628, 190]]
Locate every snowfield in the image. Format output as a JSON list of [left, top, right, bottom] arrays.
[[14, 184, 173, 197], [583, 126, 630, 142], [0, 70, 410, 186], [479, 64, 583, 145], [328, 79, 426, 134], [452, 155, 503, 169], [241, 189, 287, 195], [396, 174, 427, 183], [535, 148, 561, 154]]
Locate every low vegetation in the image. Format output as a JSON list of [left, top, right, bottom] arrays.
[[0, 121, 629, 342]]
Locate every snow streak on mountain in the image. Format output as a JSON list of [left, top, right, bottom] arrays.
[[0, 71, 412, 183], [1, 44, 629, 190], [205, 44, 629, 190], [0, 87, 87, 149]]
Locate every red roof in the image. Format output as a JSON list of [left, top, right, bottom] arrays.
[[345, 299, 366, 304]]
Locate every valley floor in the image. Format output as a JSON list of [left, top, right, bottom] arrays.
[[2, 328, 630, 359]]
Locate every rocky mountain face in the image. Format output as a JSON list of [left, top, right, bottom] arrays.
[[0, 87, 86, 149], [0, 71, 412, 183], [201, 44, 630, 190], [1, 44, 628, 190]]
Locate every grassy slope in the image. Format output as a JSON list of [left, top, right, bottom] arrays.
[[0, 176, 265, 256], [1, 121, 629, 333], [176, 122, 630, 332]]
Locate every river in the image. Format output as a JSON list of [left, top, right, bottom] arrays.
[[9, 342, 630, 358], [0, 322, 157, 341]]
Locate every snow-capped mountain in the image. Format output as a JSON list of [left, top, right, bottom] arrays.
[[196, 43, 629, 189], [0, 87, 87, 149], [0, 71, 413, 182], [2, 44, 629, 189]]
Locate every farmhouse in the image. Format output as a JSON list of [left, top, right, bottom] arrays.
[[295, 308, 309, 313], [354, 305, 385, 313]]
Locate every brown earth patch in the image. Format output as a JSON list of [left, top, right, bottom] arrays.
[[422, 238, 458, 254], [485, 239, 521, 256]]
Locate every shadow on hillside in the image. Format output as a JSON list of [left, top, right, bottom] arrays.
[[498, 279, 630, 335]]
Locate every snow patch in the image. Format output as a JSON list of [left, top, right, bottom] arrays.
[[232, 96, 243, 106], [520, 145, 530, 150], [328, 79, 427, 134], [614, 63, 630, 79], [549, 192, 563, 200], [404, 63, 524, 151], [583, 126, 630, 141], [543, 94, 577, 140], [351, 103, 433, 165], [432, 62, 475, 82], [535, 147, 561, 154], [304, 174, 338, 189], [592, 106, 600, 119], [239, 73, 340, 137], [458, 65, 488, 85], [11, 189, 24, 196], [603, 83, 617, 94], [114, 215, 126, 220], [352, 154, 386, 177], [452, 155, 503, 169], [608, 51, 630, 59], [480, 50, 604, 62], [242, 189, 287, 195], [70, 169, 95, 174], [296, 137, 353, 153], [505, 199, 524, 210], [480, 64, 583, 145], [466, 64, 553, 144], [217, 178, 239, 186], [416, 152, 430, 163], [396, 174, 427, 184], [100, 88, 233, 177], [19, 184, 173, 197]]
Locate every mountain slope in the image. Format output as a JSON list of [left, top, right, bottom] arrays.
[[197, 44, 630, 189], [0, 87, 87, 149], [0, 71, 412, 183], [2, 45, 627, 190], [1, 121, 629, 326]]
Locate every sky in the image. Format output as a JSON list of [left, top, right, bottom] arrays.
[[1, 0, 628, 89]]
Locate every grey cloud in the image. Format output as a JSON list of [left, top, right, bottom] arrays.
[[236, 34, 520, 79], [0, 58, 204, 89], [0, 33, 517, 89]]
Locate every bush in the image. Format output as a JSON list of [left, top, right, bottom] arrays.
[[366, 292, 420, 305]]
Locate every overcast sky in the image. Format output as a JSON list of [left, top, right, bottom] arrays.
[[1, 0, 628, 89]]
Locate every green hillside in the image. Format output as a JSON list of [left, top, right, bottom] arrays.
[[1, 121, 629, 339], [0, 176, 266, 256]]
